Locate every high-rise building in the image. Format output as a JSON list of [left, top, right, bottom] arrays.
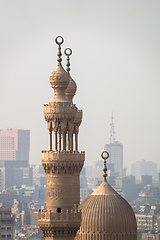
[[104, 114, 123, 177], [0, 129, 31, 189], [0, 160, 33, 190], [0, 129, 30, 165], [131, 160, 157, 183]]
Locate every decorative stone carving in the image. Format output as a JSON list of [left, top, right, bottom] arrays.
[[42, 161, 84, 175], [38, 36, 85, 240], [38, 210, 81, 238], [47, 188, 72, 202]]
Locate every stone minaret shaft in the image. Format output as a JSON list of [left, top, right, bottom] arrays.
[[38, 36, 85, 240]]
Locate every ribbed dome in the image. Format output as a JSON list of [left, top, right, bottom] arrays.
[[50, 63, 70, 103], [66, 76, 77, 103], [76, 181, 137, 240]]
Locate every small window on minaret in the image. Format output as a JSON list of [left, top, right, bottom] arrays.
[[57, 208, 61, 213]]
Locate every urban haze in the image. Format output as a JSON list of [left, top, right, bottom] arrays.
[[0, 0, 160, 173]]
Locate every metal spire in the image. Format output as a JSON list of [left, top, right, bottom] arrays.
[[64, 48, 72, 74], [110, 112, 115, 144], [55, 36, 64, 64], [101, 151, 109, 182]]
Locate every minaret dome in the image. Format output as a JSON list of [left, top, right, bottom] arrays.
[[49, 36, 70, 103]]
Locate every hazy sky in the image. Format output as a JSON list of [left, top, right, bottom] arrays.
[[0, 0, 160, 173]]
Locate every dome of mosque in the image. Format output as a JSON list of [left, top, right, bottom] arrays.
[[76, 150, 137, 240], [76, 180, 137, 240]]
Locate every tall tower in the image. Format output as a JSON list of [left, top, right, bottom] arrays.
[[104, 113, 123, 177], [38, 36, 85, 240]]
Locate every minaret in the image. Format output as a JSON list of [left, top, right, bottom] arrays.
[[38, 36, 85, 240]]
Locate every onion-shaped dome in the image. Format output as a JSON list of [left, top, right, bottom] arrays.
[[76, 180, 137, 240], [49, 36, 70, 103], [66, 76, 77, 103], [50, 63, 70, 103]]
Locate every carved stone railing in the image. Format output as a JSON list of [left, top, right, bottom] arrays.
[[41, 151, 85, 174], [44, 103, 77, 115], [38, 209, 81, 223], [41, 150, 85, 162], [38, 209, 82, 238]]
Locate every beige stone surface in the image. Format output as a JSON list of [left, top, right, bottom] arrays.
[[76, 180, 137, 240], [38, 36, 84, 240]]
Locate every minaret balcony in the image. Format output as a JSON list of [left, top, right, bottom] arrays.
[[41, 150, 85, 174], [44, 103, 77, 115], [38, 209, 81, 222], [38, 209, 81, 236], [41, 150, 85, 162]]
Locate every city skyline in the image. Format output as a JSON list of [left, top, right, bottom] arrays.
[[0, 1, 160, 172]]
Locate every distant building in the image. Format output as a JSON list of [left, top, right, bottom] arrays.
[[138, 185, 160, 204], [30, 210, 38, 227], [93, 160, 103, 179], [21, 210, 30, 226], [136, 214, 154, 231], [122, 176, 144, 202], [0, 129, 32, 189], [0, 161, 33, 190], [31, 164, 46, 186], [141, 175, 152, 186], [0, 207, 15, 240], [108, 175, 116, 186], [0, 190, 17, 208], [0, 129, 30, 165], [131, 160, 157, 183], [85, 165, 93, 179], [104, 114, 123, 177], [138, 232, 160, 240], [80, 167, 89, 202], [104, 141, 123, 177]]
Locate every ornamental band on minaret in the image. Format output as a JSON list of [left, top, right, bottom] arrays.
[[38, 36, 85, 240]]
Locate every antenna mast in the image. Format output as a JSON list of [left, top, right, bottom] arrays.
[[109, 112, 115, 144]]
